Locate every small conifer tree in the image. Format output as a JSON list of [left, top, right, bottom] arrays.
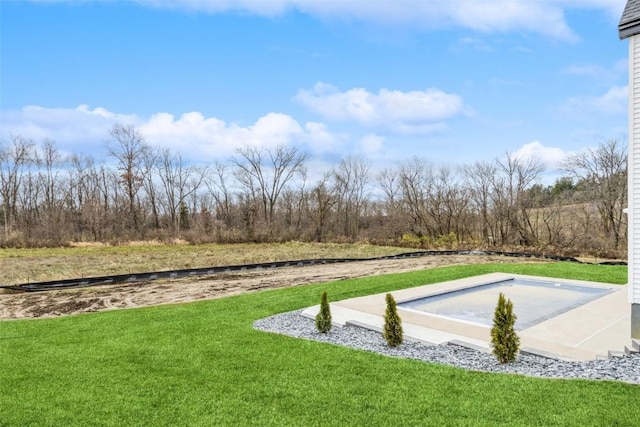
[[383, 293, 403, 347], [490, 292, 520, 364], [315, 291, 332, 333]]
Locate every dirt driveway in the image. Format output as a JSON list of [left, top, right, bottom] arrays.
[[0, 254, 547, 320]]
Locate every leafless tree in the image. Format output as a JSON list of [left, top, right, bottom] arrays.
[[37, 139, 64, 213], [231, 144, 307, 238], [491, 152, 544, 246], [332, 155, 370, 238], [158, 149, 207, 233], [31, 139, 69, 243], [66, 154, 113, 241], [205, 161, 235, 229], [429, 166, 469, 241], [377, 167, 404, 239], [397, 157, 434, 237], [562, 139, 627, 249], [279, 187, 306, 240], [105, 124, 151, 232], [377, 167, 401, 213], [139, 147, 161, 231], [463, 160, 497, 245], [306, 173, 337, 242], [0, 135, 34, 240], [0, 123, 630, 256]]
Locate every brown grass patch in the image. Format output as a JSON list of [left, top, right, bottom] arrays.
[[0, 242, 415, 285]]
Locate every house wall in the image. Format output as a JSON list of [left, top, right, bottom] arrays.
[[629, 35, 640, 337]]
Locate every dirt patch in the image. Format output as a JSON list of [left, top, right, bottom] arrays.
[[0, 255, 547, 320]]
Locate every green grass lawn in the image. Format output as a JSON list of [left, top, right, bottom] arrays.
[[0, 263, 636, 426]]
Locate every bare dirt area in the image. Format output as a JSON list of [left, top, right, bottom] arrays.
[[0, 255, 548, 320]]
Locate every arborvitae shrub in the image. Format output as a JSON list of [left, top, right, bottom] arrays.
[[383, 293, 403, 347], [490, 292, 520, 363], [315, 291, 332, 333]]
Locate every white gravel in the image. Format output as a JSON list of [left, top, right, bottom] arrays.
[[254, 309, 640, 384]]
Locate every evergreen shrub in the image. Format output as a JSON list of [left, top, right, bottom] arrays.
[[315, 291, 332, 333], [383, 293, 403, 347], [490, 292, 520, 363]]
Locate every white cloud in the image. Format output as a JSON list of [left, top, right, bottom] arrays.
[[0, 105, 343, 161], [136, 0, 290, 16], [558, 0, 624, 17], [138, 0, 627, 41], [30, 0, 625, 41], [358, 133, 384, 156], [560, 85, 628, 118], [443, 1, 575, 41], [294, 82, 467, 133], [0, 104, 138, 149], [564, 59, 628, 83], [515, 140, 569, 168], [302, 122, 346, 154], [565, 64, 612, 78]]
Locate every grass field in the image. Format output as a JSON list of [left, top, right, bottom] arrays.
[[0, 242, 414, 285], [0, 262, 635, 426]]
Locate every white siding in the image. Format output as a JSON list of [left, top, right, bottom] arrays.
[[630, 36, 640, 303]]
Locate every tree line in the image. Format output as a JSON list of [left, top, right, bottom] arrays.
[[0, 125, 628, 257]]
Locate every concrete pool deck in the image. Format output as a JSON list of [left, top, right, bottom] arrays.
[[301, 273, 632, 361]]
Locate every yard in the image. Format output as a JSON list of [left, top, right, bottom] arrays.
[[0, 245, 636, 426]]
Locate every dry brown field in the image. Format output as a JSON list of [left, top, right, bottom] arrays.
[[0, 242, 549, 320]]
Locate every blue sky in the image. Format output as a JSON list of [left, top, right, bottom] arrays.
[[0, 0, 631, 183]]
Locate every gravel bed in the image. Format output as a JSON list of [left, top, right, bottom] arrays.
[[253, 310, 640, 384]]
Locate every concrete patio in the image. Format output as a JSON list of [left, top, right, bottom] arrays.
[[302, 273, 635, 361]]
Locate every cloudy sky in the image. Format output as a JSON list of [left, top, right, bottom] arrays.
[[0, 0, 631, 182]]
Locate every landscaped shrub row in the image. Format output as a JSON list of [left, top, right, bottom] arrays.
[[317, 291, 521, 363]]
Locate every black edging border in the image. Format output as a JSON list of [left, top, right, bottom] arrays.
[[0, 250, 626, 293]]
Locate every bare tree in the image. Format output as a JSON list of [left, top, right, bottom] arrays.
[[205, 161, 235, 229], [204, 161, 238, 241], [0, 123, 630, 256], [397, 157, 434, 237], [306, 173, 337, 242], [463, 160, 497, 245], [37, 139, 64, 214], [562, 139, 627, 249], [377, 167, 401, 213], [105, 124, 150, 232], [66, 154, 116, 241], [158, 149, 207, 234], [0, 135, 34, 240], [429, 166, 469, 241], [377, 167, 404, 239], [231, 144, 307, 238], [139, 147, 161, 231], [33, 139, 68, 243], [332, 155, 370, 239], [491, 152, 544, 246]]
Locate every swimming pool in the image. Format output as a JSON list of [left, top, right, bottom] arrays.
[[301, 272, 627, 360], [398, 277, 615, 330]]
